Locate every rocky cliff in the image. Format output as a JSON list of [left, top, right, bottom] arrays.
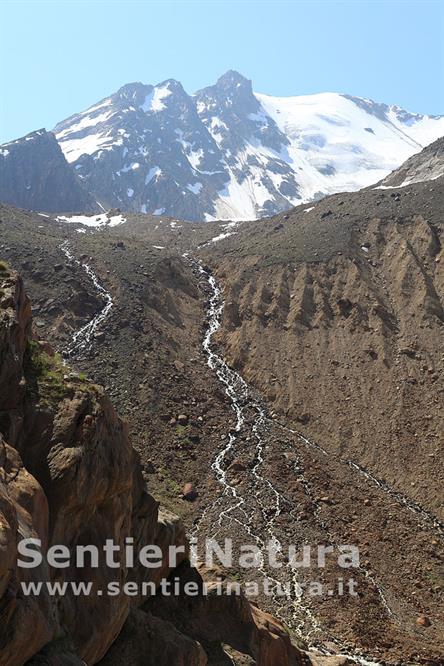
[[0, 262, 311, 665], [0, 130, 96, 214]]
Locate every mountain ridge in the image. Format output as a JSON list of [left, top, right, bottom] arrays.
[[0, 128, 96, 213], [1, 70, 443, 220]]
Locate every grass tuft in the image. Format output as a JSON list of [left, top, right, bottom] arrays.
[[24, 340, 69, 405]]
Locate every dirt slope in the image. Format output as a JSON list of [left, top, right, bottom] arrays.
[[202, 180, 443, 522]]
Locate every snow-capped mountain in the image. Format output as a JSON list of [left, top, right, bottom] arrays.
[[3, 71, 444, 220]]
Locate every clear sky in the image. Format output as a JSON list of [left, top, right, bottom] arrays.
[[1, 0, 443, 143]]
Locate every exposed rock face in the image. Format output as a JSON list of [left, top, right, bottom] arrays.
[[0, 268, 31, 417], [0, 130, 96, 214], [379, 136, 444, 187], [0, 265, 152, 663], [194, 70, 302, 218], [0, 264, 312, 664], [0, 437, 53, 666], [140, 563, 308, 666], [98, 609, 209, 666]]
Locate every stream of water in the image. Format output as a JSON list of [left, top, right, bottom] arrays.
[[60, 241, 113, 358], [194, 261, 387, 666]]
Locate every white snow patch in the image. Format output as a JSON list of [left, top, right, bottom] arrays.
[[210, 231, 236, 243], [187, 182, 203, 194], [153, 208, 165, 215], [187, 148, 204, 170], [248, 110, 269, 124], [145, 166, 162, 185], [140, 84, 172, 113], [57, 213, 126, 228], [374, 172, 444, 190], [59, 134, 123, 163], [122, 162, 140, 172], [56, 110, 113, 139]]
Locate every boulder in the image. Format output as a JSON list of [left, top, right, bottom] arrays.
[[182, 483, 198, 501], [143, 562, 308, 666], [98, 608, 207, 666]]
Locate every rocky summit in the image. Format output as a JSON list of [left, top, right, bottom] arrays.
[[1, 71, 444, 221]]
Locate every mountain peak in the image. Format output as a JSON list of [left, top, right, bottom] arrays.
[[3, 73, 444, 221], [3, 128, 50, 147], [116, 81, 146, 96], [215, 70, 252, 91], [158, 78, 185, 92]]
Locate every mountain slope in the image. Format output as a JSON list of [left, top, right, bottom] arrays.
[[200, 152, 444, 522], [0, 141, 443, 663], [0, 210, 316, 666], [1, 72, 443, 220], [1, 144, 443, 662], [255, 90, 439, 197], [0, 129, 96, 213], [378, 135, 444, 187]]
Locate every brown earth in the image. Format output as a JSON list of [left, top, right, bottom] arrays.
[[0, 169, 442, 664], [202, 182, 443, 521]]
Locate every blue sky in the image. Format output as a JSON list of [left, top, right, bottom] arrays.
[[1, 0, 443, 142]]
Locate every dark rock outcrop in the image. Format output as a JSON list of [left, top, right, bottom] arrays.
[[0, 130, 96, 214]]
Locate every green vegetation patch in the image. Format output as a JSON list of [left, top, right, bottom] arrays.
[[24, 342, 94, 407], [24, 339, 70, 406], [175, 423, 190, 437]]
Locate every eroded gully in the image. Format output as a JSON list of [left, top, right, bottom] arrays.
[[60, 241, 113, 359], [192, 262, 443, 666]]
